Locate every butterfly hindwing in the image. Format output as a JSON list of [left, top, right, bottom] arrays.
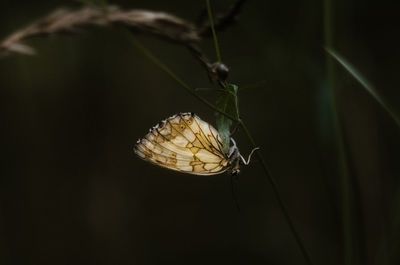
[[134, 113, 229, 175]]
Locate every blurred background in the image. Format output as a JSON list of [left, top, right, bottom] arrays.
[[0, 0, 399, 264]]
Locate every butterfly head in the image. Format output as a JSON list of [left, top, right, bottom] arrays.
[[227, 137, 259, 176]]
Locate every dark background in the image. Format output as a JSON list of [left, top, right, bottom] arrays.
[[0, 0, 399, 264]]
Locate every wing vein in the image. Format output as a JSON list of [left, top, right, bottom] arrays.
[[166, 120, 198, 149], [192, 116, 225, 157], [152, 128, 194, 157], [146, 130, 192, 157], [208, 123, 225, 153]]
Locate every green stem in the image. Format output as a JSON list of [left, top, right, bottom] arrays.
[[127, 34, 237, 121], [206, 0, 222, 62], [205, 1, 313, 262], [239, 120, 314, 265]]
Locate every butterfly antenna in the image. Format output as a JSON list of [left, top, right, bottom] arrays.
[[240, 147, 260, 165]]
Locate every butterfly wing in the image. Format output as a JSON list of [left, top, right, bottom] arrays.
[[134, 113, 229, 175]]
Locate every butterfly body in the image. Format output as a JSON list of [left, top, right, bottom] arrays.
[[134, 112, 256, 175]]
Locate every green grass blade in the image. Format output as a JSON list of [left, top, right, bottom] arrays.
[[326, 48, 400, 128]]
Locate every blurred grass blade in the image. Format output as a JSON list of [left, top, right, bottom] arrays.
[[326, 48, 400, 127], [323, 1, 356, 262]]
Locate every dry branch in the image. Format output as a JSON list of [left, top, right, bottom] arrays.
[[0, 6, 198, 55], [0, 1, 247, 84]]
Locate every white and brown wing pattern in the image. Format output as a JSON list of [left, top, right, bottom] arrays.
[[134, 112, 229, 175]]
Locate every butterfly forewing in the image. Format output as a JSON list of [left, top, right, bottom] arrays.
[[134, 113, 229, 175]]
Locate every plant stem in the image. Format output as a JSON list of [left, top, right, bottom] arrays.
[[239, 120, 314, 265], [206, 0, 222, 63], [205, 1, 313, 263]]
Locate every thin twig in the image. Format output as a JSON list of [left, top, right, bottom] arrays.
[[185, 44, 216, 83], [126, 33, 237, 122]]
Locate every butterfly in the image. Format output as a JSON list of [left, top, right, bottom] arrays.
[[134, 112, 258, 175]]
